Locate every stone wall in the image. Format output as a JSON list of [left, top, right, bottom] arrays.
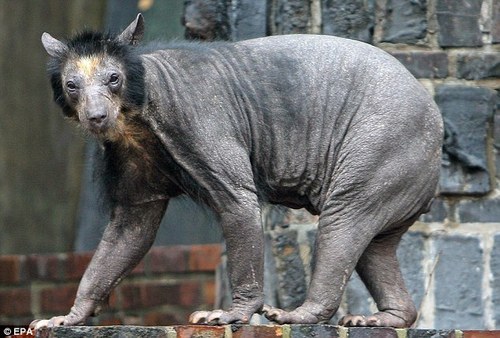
[[31, 324, 499, 338], [184, 0, 500, 330]]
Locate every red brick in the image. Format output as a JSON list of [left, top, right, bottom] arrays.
[[7, 332, 35, 338], [120, 282, 177, 310], [119, 284, 143, 310], [119, 280, 206, 311], [178, 282, 203, 307], [124, 315, 145, 325], [26, 254, 61, 281], [175, 325, 226, 338], [233, 325, 284, 338], [144, 283, 181, 308], [203, 280, 216, 305], [143, 310, 185, 325], [108, 289, 119, 310], [0, 288, 31, 316], [65, 252, 92, 280], [0, 255, 23, 284], [188, 244, 221, 271], [130, 259, 145, 275], [1, 315, 34, 326], [148, 246, 189, 273], [40, 284, 78, 313], [463, 332, 500, 338], [94, 313, 123, 326]]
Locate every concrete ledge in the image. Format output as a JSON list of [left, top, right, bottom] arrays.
[[34, 325, 499, 338]]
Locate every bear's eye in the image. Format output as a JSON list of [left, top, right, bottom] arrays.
[[66, 81, 77, 92], [109, 73, 120, 85]]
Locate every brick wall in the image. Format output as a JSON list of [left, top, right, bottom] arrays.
[[183, 0, 500, 331], [0, 245, 220, 326]]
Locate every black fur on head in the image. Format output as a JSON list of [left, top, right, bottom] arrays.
[[43, 23, 145, 119]]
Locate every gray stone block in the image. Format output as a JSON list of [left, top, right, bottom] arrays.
[[348, 327, 398, 338], [495, 92, 500, 150], [493, 0, 500, 44], [271, 229, 307, 310], [456, 53, 500, 80], [491, 234, 500, 325], [289, 324, 340, 337], [407, 329, 456, 338], [419, 198, 448, 223], [346, 271, 373, 316], [458, 197, 500, 223], [331, 232, 426, 322], [381, 0, 427, 43], [322, 0, 375, 42], [231, 0, 267, 40], [433, 235, 484, 329], [436, 85, 497, 195], [439, 163, 490, 196], [263, 205, 288, 231], [495, 94, 500, 180], [271, 0, 311, 35], [46, 326, 174, 338], [391, 52, 448, 79], [397, 232, 426, 309], [183, 0, 231, 41], [436, 0, 482, 47], [496, 148, 500, 181], [264, 233, 279, 307], [307, 228, 317, 271]]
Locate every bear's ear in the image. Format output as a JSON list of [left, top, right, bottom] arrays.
[[117, 13, 145, 45], [41, 32, 68, 57]]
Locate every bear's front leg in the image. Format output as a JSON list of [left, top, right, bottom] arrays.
[[190, 194, 264, 324], [31, 200, 168, 329]]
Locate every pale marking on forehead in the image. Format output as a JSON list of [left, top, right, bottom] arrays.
[[75, 56, 102, 79]]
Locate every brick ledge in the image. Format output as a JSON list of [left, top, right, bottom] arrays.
[[34, 324, 499, 338]]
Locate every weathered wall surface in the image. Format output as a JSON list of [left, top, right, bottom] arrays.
[[0, 1, 106, 255], [183, 0, 500, 330]]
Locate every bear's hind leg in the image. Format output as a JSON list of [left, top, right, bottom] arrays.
[[339, 230, 417, 328]]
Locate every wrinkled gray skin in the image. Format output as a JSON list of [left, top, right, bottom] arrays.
[[34, 14, 442, 329]]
